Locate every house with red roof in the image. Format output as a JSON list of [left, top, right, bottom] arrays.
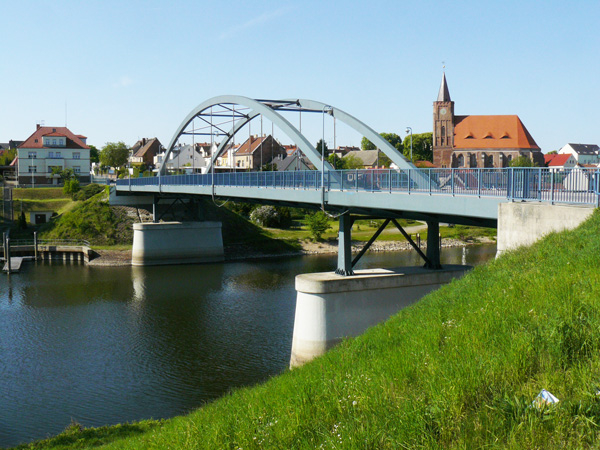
[[233, 134, 286, 170], [433, 73, 544, 168], [17, 124, 90, 185], [544, 153, 577, 171]]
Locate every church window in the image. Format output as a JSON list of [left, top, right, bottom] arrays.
[[441, 126, 445, 145], [457, 154, 464, 167]]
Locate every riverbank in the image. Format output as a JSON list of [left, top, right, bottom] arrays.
[[12, 212, 600, 448], [88, 235, 495, 266]]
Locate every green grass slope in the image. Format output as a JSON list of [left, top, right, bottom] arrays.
[[15, 211, 600, 449], [38, 193, 134, 246]]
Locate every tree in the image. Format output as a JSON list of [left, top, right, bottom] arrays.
[[546, 150, 558, 155], [0, 148, 16, 166], [402, 132, 433, 162], [361, 136, 376, 150], [361, 133, 402, 152], [344, 154, 364, 169], [100, 141, 129, 169], [509, 155, 536, 167], [315, 139, 328, 155], [89, 145, 100, 164], [327, 154, 345, 169], [306, 211, 330, 241]]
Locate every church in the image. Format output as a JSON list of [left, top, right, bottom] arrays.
[[432, 74, 544, 168]]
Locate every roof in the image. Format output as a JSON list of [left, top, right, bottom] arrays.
[[132, 137, 162, 158], [344, 149, 379, 166], [19, 126, 89, 150], [235, 135, 268, 155], [545, 153, 572, 167], [453, 115, 540, 150], [437, 72, 451, 102], [276, 154, 309, 171], [563, 143, 599, 155], [415, 160, 436, 168]]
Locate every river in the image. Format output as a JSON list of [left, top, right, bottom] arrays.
[[0, 244, 496, 447]]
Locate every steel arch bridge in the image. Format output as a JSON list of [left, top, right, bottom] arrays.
[[159, 95, 426, 184]]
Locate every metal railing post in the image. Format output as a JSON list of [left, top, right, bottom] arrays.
[[429, 169, 432, 195], [407, 170, 411, 194], [34, 231, 38, 260], [451, 168, 455, 196], [538, 167, 542, 201]]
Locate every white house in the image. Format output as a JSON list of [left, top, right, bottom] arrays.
[[558, 143, 600, 165], [17, 125, 90, 185], [544, 153, 577, 172]]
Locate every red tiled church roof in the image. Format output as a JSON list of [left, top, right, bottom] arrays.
[[454, 115, 539, 150], [19, 126, 89, 149]]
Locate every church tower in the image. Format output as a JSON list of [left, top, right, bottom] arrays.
[[433, 73, 455, 167]]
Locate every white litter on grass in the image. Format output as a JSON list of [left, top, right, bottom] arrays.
[[532, 389, 559, 409]]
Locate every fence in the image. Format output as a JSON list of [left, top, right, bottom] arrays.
[[116, 167, 600, 206]]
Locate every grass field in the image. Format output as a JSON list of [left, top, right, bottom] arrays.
[[12, 212, 600, 449]]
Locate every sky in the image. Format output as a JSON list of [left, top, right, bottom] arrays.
[[1, 0, 598, 153]]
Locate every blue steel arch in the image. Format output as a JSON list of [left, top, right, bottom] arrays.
[[160, 96, 425, 187], [160, 95, 329, 175]]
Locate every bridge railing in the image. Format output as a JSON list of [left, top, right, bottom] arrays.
[[116, 167, 600, 206]]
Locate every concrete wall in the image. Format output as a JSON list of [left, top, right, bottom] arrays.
[[497, 202, 595, 256], [290, 265, 471, 367], [132, 221, 224, 266]]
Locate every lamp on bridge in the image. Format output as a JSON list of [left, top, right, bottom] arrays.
[[406, 127, 413, 162]]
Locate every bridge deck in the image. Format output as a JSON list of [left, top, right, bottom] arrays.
[[114, 168, 600, 226]]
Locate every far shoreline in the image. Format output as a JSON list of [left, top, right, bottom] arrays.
[[88, 237, 496, 267]]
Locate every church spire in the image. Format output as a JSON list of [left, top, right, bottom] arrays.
[[437, 72, 451, 102]]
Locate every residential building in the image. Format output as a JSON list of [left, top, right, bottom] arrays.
[[558, 143, 600, 165], [233, 135, 286, 170], [544, 153, 577, 171], [330, 146, 359, 158], [433, 73, 544, 168], [130, 138, 163, 167], [275, 153, 312, 171], [17, 125, 90, 185], [343, 150, 380, 169], [162, 143, 209, 173]]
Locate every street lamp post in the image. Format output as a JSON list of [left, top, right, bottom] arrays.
[[406, 127, 413, 162]]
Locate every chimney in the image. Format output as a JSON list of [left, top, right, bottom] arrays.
[[36, 124, 41, 130], [142, 138, 146, 146]]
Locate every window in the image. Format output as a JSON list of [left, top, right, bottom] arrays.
[[73, 166, 81, 174], [28, 166, 37, 173], [28, 151, 37, 159], [73, 152, 80, 159], [52, 139, 57, 146], [55, 152, 61, 158], [48, 152, 54, 158]]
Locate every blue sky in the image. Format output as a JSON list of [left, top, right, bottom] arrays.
[[1, 0, 598, 152]]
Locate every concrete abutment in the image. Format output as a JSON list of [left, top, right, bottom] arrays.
[[497, 202, 595, 256]]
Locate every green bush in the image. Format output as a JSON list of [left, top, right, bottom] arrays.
[[63, 178, 81, 198], [306, 211, 330, 240]]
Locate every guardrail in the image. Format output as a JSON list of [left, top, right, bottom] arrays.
[[116, 167, 600, 206], [9, 239, 90, 247]]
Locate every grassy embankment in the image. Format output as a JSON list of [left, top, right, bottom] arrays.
[[13, 210, 600, 449]]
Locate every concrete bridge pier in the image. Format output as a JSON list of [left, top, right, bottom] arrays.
[[290, 216, 469, 367], [132, 221, 224, 266]]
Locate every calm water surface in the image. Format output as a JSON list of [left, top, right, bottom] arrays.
[[0, 245, 495, 447]]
